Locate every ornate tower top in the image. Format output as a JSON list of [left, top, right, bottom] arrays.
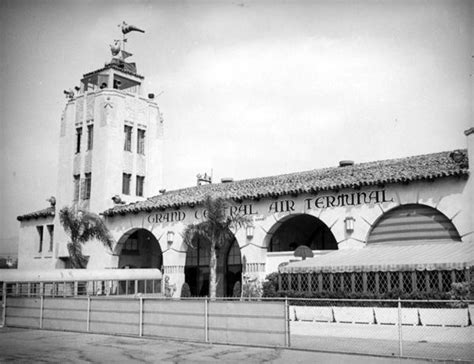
[[75, 22, 146, 96]]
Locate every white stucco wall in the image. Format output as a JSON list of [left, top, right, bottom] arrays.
[[17, 216, 56, 270], [98, 176, 472, 296]]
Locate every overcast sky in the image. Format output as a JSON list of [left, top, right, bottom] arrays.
[[0, 0, 472, 256]]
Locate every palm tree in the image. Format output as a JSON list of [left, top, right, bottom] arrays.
[[182, 196, 251, 299], [59, 206, 114, 268]]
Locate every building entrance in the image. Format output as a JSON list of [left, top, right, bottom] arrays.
[[116, 228, 163, 269], [267, 214, 338, 252], [185, 237, 241, 297]]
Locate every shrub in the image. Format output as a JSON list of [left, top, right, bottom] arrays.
[[232, 281, 241, 298], [181, 282, 191, 298], [262, 272, 279, 297]]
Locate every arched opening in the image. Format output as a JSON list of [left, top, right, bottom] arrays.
[[185, 235, 241, 297], [268, 214, 338, 252], [116, 228, 163, 269], [367, 204, 461, 244]]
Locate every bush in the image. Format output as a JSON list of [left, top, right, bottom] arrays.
[[181, 282, 191, 298], [262, 272, 279, 297], [232, 281, 241, 298]]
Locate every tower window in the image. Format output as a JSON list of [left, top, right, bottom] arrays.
[[87, 124, 94, 150], [136, 175, 144, 197], [82, 173, 92, 200], [73, 175, 80, 201], [124, 125, 132, 151], [37, 226, 44, 253], [47, 225, 54, 252], [137, 129, 146, 154], [76, 127, 82, 154], [122, 173, 131, 195]]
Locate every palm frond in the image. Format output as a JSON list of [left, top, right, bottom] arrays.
[[79, 211, 114, 250]]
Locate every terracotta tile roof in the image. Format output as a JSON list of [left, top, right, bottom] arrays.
[[17, 206, 55, 222], [103, 149, 469, 217]]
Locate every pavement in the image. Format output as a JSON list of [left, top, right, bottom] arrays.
[[291, 321, 474, 361], [0, 327, 441, 364]]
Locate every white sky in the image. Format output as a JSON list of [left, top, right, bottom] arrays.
[[0, 0, 472, 256]]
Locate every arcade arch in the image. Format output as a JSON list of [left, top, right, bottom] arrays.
[[116, 228, 163, 269], [185, 235, 241, 297], [266, 214, 338, 252], [367, 204, 461, 244]]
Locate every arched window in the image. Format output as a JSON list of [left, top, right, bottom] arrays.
[[367, 204, 461, 244], [268, 214, 337, 252], [117, 228, 162, 269]]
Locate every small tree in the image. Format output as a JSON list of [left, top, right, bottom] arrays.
[[182, 196, 251, 299], [232, 281, 242, 298], [181, 282, 192, 298], [59, 206, 114, 268]]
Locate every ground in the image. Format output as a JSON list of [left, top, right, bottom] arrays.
[[0, 327, 439, 364]]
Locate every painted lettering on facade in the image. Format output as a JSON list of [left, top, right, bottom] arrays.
[[305, 190, 393, 210], [147, 211, 186, 224], [268, 200, 295, 213], [195, 203, 258, 220], [147, 190, 392, 224]]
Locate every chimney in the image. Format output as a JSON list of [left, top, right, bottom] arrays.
[[339, 160, 354, 167], [221, 177, 234, 183]]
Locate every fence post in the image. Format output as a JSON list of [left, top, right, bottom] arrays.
[[204, 298, 209, 343], [2, 282, 6, 327], [86, 297, 91, 332], [139, 297, 143, 337], [284, 298, 291, 347], [397, 298, 403, 357], [39, 295, 44, 329]]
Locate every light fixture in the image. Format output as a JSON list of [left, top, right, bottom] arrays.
[[167, 231, 175, 245], [246, 225, 254, 239], [344, 216, 355, 233]]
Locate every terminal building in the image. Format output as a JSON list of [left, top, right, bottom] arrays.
[[16, 33, 474, 298]]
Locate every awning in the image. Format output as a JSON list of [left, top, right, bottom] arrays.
[[0, 269, 162, 283], [279, 242, 474, 274]]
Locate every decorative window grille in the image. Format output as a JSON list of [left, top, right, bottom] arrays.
[[281, 274, 289, 291], [37, 226, 44, 253], [322, 274, 331, 292], [136, 176, 144, 197], [454, 270, 465, 283], [300, 273, 309, 292], [367, 272, 377, 293], [310, 273, 319, 292], [122, 173, 131, 195], [428, 271, 439, 291], [124, 125, 132, 151], [333, 273, 343, 291], [379, 272, 388, 293], [75, 127, 82, 154], [137, 129, 145, 154], [290, 274, 298, 291], [402, 272, 412, 293], [390, 272, 400, 292], [343, 273, 352, 292], [441, 271, 452, 291], [354, 273, 363, 292], [416, 271, 427, 292]]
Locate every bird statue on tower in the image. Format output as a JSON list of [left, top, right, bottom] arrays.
[[108, 21, 145, 72]]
